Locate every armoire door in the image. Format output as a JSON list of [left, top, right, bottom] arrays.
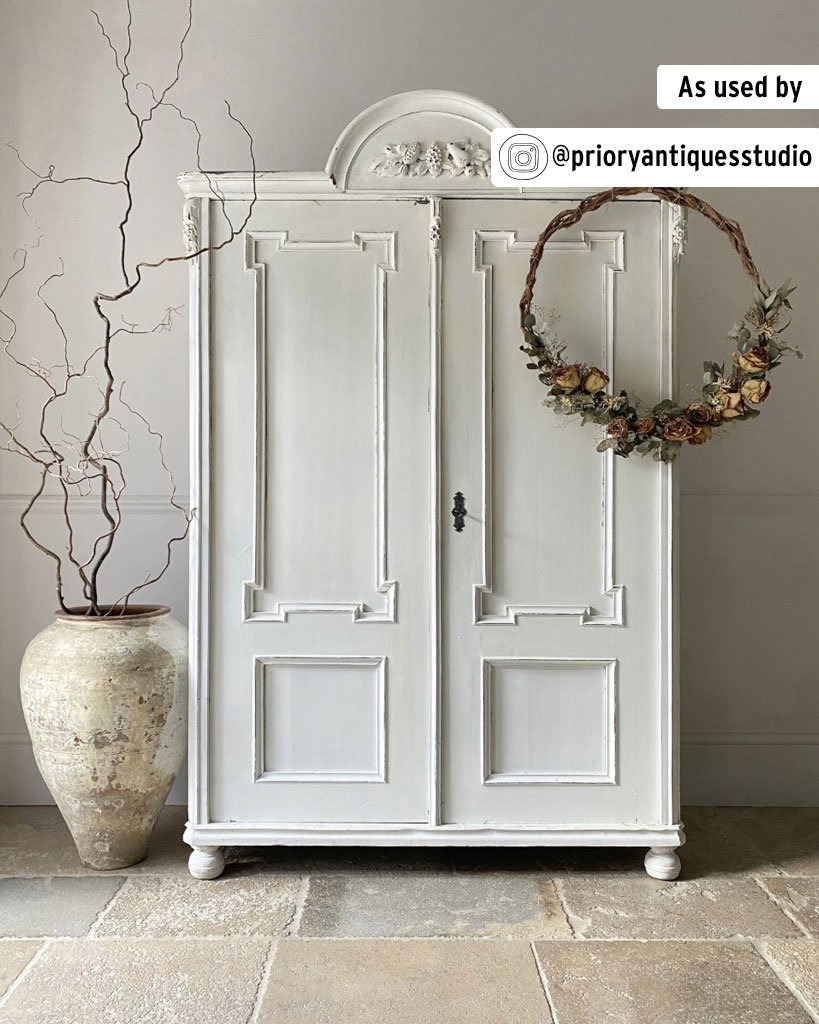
[[206, 199, 433, 823], [439, 198, 673, 826]]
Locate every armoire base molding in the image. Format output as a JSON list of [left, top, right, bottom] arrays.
[[184, 823, 685, 847], [184, 823, 685, 879]]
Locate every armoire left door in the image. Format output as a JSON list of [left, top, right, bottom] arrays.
[[205, 199, 433, 823]]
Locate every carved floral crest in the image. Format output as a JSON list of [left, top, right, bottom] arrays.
[[370, 139, 490, 178]]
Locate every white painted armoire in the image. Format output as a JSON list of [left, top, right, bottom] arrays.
[[180, 92, 684, 880]]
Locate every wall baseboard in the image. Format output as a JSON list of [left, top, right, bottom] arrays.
[[682, 734, 819, 806]]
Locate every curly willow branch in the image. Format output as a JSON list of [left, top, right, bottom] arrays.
[[519, 187, 762, 329]]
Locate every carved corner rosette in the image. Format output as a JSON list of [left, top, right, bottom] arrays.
[[183, 197, 201, 260], [370, 139, 490, 179], [671, 204, 687, 263]]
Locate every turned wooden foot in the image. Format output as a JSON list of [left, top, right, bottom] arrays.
[[188, 844, 225, 879], [644, 846, 681, 880]]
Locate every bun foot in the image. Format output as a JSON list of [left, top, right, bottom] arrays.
[[188, 844, 225, 879], [644, 846, 681, 880]]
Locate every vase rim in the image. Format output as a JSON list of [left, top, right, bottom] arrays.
[[55, 604, 171, 622]]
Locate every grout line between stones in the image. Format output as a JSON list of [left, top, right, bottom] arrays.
[[530, 941, 560, 1023], [85, 875, 130, 938], [753, 939, 819, 1024], [286, 876, 311, 937], [550, 877, 581, 939], [0, 937, 51, 1010], [754, 876, 815, 939], [248, 939, 279, 1024]]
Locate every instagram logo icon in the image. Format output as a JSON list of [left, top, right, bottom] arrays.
[[498, 133, 548, 179]]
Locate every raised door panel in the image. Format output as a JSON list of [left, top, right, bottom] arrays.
[[207, 200, 432, 823], [440, 198, 673, 827]]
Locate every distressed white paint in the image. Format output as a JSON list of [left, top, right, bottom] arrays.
[[183, 92, 681, 879]]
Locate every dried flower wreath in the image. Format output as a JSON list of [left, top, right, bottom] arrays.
[[519, 187, 801, 462]]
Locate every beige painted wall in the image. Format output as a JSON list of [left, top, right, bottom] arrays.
[[1, 0, 817, 804]]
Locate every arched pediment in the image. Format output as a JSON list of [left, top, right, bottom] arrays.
[[325, 90, 514, 191]]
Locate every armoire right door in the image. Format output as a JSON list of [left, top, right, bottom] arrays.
[[440, 197, 674, 827]]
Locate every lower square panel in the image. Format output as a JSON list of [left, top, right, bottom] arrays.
[[253, 656, 386, 783], [482, 658, 616, 784]]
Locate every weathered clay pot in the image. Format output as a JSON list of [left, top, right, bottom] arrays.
[[20, 605, 187, 870]]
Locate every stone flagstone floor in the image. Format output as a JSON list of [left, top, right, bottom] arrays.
[[0, 806, 818, 1022]]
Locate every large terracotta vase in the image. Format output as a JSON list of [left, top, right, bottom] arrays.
[[20, 605, 187, 870]]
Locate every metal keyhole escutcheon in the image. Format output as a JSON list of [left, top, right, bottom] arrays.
[[451, 491, 466, 532]]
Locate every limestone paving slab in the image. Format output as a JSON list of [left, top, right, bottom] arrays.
[[0, 877, 124, 937], [556, 876, 801, 939], [764, 940, 819, 1017], [0, 805, 190, 876], [0, 938, 269, 1024], [735, 807, 819, 876], [298, 871, 572, 938], [534, 941, 811, 1024], [258, 939, 552, 1023], [678, 807, 779, 878], [94, 874, 303, 937], [759, 877, 819, 937], [0, 941, 42, 999]]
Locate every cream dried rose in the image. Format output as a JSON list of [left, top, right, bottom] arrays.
[[583, 367, 609, 394], [740, 378, 771, 404], [715, 390, 744, 419], [738, 345, 770, 373], [552, 363, 582, 392]]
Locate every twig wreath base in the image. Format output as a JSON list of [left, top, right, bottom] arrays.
[[519, 187, 801, 462]]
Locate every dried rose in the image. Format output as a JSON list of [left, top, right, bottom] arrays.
[[738, 345, 770, 373], [715, 390, 744, 420], [663, 417, 695, 441], [606, 416, 629, 438], [688, 423, 712, 446], [552, 363, 582, 392], [685, 402, 713, 425], [740, 378, 771, 404], [632, 416, 656, 436], [583, 367, 610, 394]]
